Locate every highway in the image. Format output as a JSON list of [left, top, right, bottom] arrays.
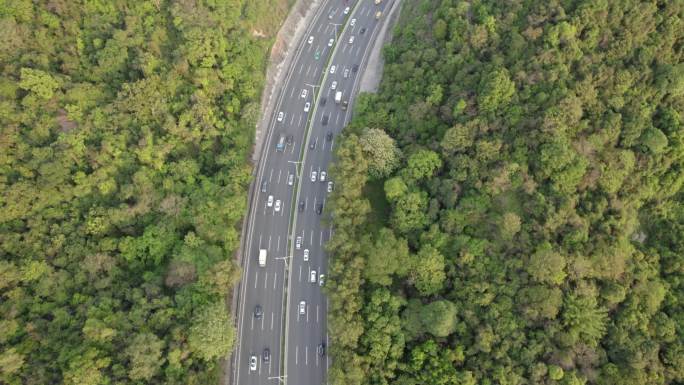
[[233, 1, 393, 385]]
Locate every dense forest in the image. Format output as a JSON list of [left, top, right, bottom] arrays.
[[0, 0, 290, 383], [326, 0, 683, 384]]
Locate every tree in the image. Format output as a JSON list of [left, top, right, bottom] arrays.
[[188, 302, 235, 361], [125, 333, 165, 381], [359, 128, 402, 179], [19, 68, 59, 99], [526, 242, 566, 285], [410, 245, 446, 296], [477, 68, 515, 113], [363, 228, 411, 285], [404, 149, 442, 181]]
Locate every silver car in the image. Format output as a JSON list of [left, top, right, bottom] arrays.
[[299, 301, 306, 315], [249, 355, 257, 371], [311, 170, 317, 182], [296, 236, 302, 250]]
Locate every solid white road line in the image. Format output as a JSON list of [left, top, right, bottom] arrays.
[[310, 230, 314, 246], [259, 233, 263, 248], [317, 23, 323, 33], [335, 110, 341, 125], [313, 67, 319, 78], [324, 24, 331, 34]]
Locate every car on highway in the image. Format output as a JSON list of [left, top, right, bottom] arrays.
[[343, 6, 350, 15], [320, 97, 327, 106], [328, 38, 334, 47], [299, 301, 306, 315], [309, 138, 316, 149], [286, 134, 293, 145], [307, 35, 314, 44], [316, 203, 323, 215], [274, 199, 281, 212], [318, 343, 326, 356], [261, 180, 267, 193], [348, 36, 355, 44], [299, 200, 305, 212], [326, 131, 333, 141], [331, 80, 337, 90], [277, 111, 284, 121], [288, 173, 294, 186], [303, 249, 309, 261], [250, 355, 257, 371], [360, 27, 366, 34], [267, 195, 274, 207], [301, 89, 308, 98], [319, 274, 325, 286], [329, 65, 336, 74], [263, 348, 270, 364], [328, 10, 335, 19], [296, 236, 302, 249], [352, 64, 359, 73], [343, 68, 350, 78], [304, 102, 310, 112], [322, 115, 329, 125], [327, 181, 334, 192], [310, 270, 317, 283], [311, 170, 317, 182], [254, 305, 263, 319], [320, 171, 327, 181], [314, 50, 320, 60], [375, 0, 382, 4], [350, 18, 356, 27], [375, 11, 382, 20]]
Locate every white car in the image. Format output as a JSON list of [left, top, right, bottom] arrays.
[[350, 18, 356, 27], [329, 65, 336, 74], [274, 199, 281, 212], [267, 195, 274, 207], [328, 38, 334, 47], [296, 236, 302, 250], [249, 355, 257, 371], [308, 35, 314, 44], [331, 81, 337, 90], [303, 249, 309, 261], [310, 270, 317, 283], [327, 181, 334, 193], [311, 170, 317, 182], [320, 171, 327, 182], [277, 111, 284, 122], [299, 301, 306, 315], [319, 274, 325, 286], [288, 174, 294, 186], [343, 68, 350, 78], [304, 102, 310, 112], [348, 36, 355, 44], [343, 6, 350, 14], [301, 89, 308, 98]]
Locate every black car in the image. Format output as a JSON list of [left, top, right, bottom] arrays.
[[352, 64, 359, 73], [299, 200, 306, 212], [322, 115, 329, 125], [286, 134, 293, 145], [309, 139, 316, 150], [326, 131, 333, 141], [254, 305, 263, 319], [317, 343, 326, 356], [315, 203, 323, 215], [260, 180, 267, 193], [263, 348, 270, 364], [360, 27, 366, 34], [320, 97, 327, 106]]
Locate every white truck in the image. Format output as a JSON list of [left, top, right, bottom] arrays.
[[258, 249, 267, 267], [334, 91, 342, 104]]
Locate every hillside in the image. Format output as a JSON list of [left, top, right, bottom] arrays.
[[0, 0, 289, 383], [326, 1, 684, 384]]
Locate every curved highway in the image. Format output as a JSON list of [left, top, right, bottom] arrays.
[[232, 1, 393, 385]]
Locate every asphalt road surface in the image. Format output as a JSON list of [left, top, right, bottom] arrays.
[[233, 1, 393, 384]]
